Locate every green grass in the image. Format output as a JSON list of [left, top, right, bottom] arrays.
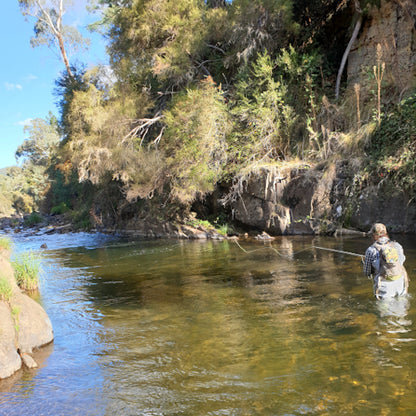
[[0, 276, 12, 302], [12, 251, 42, 292], [0, 236, 12, 251]]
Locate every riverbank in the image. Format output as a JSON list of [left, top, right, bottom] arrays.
[[0, 212, 371, 242], [0, 248, 53, 379]]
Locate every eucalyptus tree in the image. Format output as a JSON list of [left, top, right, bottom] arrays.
[[18, 0, 90, 78], [16, 113, 60, 167]]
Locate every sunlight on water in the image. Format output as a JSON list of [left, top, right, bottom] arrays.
[[1, 233, 416, 415]]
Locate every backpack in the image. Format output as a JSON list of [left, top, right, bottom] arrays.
[[374, 240, 404, 280]]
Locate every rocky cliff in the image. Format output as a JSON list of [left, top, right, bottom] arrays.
[[223, 161, 416, 235], [347, 0, 416, 100]]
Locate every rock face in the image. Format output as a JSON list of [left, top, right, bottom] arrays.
[[0, 250, 53, 379], [347, 0, 416, 98], [224, 161, 416, 235]]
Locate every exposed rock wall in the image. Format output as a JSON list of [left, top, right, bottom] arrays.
[[225, 162, 416, 235], [347, 0, 416, 98]]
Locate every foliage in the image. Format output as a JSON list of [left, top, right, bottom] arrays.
[[12, 0, 416, 230], [24, 212, 44, 226], [12, 251, 42, 292], [0, 277, 13, 302], [16, 113, 60, 166], [18, 0, 90, 77], [230, 51, 296, 166], [71, 206, 93, 230], [0, 175, 14, 216], [163, 76, 230, 204], [225, 0, 296, 69], [106, 0, 227, 89], [365, 94, 416, 197], [50, 202, 70, 215], [11, 114, 61, 214]]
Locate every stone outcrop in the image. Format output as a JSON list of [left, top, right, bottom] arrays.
[[347, 0, 416, 98], [223, 161, 416, 235], [0, 250, 53, 379]]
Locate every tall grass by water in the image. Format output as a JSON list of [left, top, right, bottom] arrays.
[[0, 236, 12, 251], [12, 251, 41, 291], [0, 276, 12, 302]]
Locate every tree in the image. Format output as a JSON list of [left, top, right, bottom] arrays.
[[163, 76, 230, 204], [18, 0, 90, 78], [335, 1, 362, 99], [230, 51, 296, 164], [15, 113, 60, 166]]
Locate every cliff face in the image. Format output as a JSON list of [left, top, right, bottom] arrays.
[[347, 0, 416, 99], [224, 161, 416, 235]]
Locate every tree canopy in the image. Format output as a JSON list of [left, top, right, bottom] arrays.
[[9, 0, 416, 229]]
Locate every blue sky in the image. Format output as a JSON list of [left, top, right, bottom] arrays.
[[0, 1, 108, 169]]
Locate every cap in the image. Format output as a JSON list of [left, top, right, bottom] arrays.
[[370, 223, 387, 237]]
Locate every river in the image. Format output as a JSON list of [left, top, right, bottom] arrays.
[[0, 232, 415, 415]]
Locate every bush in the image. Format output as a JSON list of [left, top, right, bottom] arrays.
[[71, 208, 92, 230], [24, 211, 43, 227], [366, 93, 416, 197], [50, 202, 70, 215], [12, 251, 41, 292]]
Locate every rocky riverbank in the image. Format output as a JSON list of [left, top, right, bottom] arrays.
[[0, 249, 53, 379]]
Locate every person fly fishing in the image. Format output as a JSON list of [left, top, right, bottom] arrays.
[[363, 223, 409, 300]]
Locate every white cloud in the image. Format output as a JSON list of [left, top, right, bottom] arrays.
[[17, 118, 33, 127], [24, 74, 38, 82], [4, 82, 23, 91]]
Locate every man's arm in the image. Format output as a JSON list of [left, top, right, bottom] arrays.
[[363, 247, 375, 276]]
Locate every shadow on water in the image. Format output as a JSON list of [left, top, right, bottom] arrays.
[[1, 232, 416, 415]]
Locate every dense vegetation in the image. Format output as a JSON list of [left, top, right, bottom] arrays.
[[1, 0, 415, 231]]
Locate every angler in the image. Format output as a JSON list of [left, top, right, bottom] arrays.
[[363, 223, 409, 300]]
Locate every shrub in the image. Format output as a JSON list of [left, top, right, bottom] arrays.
[[12, 251, 41, 292], [50, 202, 70, 215], [24, 211, 43, 227]]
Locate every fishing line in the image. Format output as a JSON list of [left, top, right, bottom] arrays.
[[233, 239, 317, 259], [232, 239, 364, 260]]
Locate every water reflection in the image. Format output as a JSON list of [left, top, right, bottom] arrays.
[[0, 234, 415, 415]]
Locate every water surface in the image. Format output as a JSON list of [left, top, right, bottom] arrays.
[[1, 232, 415, 415]]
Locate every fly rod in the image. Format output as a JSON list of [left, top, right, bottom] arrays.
[[313, 245, 363, 259]]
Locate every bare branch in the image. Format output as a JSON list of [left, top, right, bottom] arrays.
[[122, 114, 165, 144]]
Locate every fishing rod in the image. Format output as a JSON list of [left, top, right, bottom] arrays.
[[312, 245, 364, 259]]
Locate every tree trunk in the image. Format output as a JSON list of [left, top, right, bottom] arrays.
[[335, 14, 362, 100], [58, 34, 73, 78]]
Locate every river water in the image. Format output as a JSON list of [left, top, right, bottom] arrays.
[[0, 232, 416, 415]]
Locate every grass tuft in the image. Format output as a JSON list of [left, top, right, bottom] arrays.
[[0, 236, 13, 251], [0, 276, 13, 302], [12, 251, 42, 292]]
